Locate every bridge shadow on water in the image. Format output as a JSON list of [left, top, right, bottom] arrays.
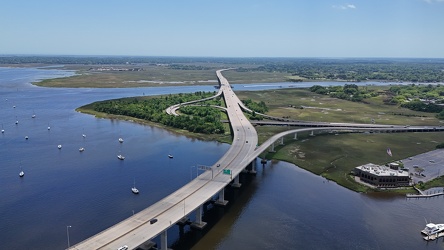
[[147, 163, 266, 250]]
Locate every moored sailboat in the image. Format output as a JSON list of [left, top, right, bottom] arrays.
[[132, 178, 139, 194]]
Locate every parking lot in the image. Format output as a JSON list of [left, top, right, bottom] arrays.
[[401, 149, 444, 183]]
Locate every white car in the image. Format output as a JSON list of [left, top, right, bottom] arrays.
[[117, 245, 128, 250]]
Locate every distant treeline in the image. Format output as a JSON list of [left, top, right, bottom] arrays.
[[237, 58, 444, 83], [84, 91, 226, 134], [0, 55, 279, 65]]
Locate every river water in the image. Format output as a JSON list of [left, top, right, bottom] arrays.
[[0, 67, 441, 250]]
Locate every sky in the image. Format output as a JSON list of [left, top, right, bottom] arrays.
[[1, 0, 443, 58]]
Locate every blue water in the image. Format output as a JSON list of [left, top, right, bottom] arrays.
[[0, 67, 232, 249], [0, 67, 441, 250]]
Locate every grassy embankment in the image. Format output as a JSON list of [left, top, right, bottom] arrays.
[[236, 88, 444, 193]]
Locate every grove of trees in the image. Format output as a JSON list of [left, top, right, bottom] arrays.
[[87, 91, 226, 134]]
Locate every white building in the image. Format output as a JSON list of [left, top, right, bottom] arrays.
[[355, 163, 410, 188]]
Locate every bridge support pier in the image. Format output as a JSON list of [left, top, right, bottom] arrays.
[[160, 230, 170, 250], [269, 142, 275, 152], [280, 137, 284, 145], [310, 130, 314, 136], [191, 205, 207, 230], [294, 132, 297, 140], [215, 188, 228, 206], [249, 159, 257, 175], [231, 175, 242, 188]]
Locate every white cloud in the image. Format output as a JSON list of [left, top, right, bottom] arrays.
[[332, 4, 357, 10]]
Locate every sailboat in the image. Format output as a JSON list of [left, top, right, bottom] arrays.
[[132, 178, 139, 194], [15, 116, 18, 125], [19, 164, 24, 177], [118, 137, 124, 143], [1, 124, 4, 133], [117, 153, 125, 160], [32, 110, 36, 118]]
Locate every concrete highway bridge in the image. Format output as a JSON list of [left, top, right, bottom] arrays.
[[69, 70, 444, 250]]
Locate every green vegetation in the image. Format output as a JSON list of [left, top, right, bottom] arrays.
[[242, 99, 268, 113], [259, 130, 444, 193], [309, 84, 379, 102], [387, 84, 444, 103], [242, 99, 269, 120], [239, 58, 444, 83], [310, 83, 444, 119], [237, 88, 444, 192], [417, 176, 444, 190], [236, 87, 442, 125], [78, 91, 226, 134]]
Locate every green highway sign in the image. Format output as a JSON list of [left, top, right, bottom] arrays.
[[223, 169, 231, 175]]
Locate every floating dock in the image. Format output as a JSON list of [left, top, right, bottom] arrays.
[[406, 186, 444, 198]]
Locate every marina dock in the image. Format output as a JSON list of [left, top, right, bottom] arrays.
[[406, 187, 444, 198]]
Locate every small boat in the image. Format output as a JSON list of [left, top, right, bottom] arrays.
[[79, 147, 85, 152], [82, 134, 86, 138], [118, 137, 124, 143], [1, 124, 4, 133], [25, 136, 29, 140], [19, 164, 24, 177], [132, 179, 139, 194], [117, 154, 125, 160], [57, 144, 62, 149], [422, 223, 444, 236], [168, 154, 173, 159]]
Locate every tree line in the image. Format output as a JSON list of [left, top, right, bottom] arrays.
[[237, 58, 444, 83], [85, 91, 226, 134]]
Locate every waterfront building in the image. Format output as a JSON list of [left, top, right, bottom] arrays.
[[355, 163, 410, 188]]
